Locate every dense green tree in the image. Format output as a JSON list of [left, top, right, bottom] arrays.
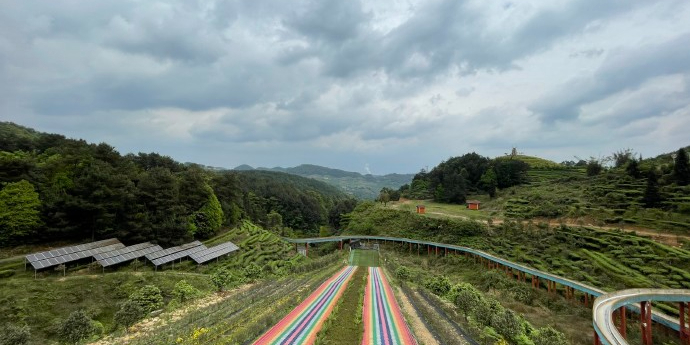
[[586, 158, 603, 176], [378, 190, 390, 206], [493, 159, 529, 189], [58, 310, 94, 344], [114, 300, 143, 333], [136, 168, 188, 244], [626, 158, 641, 179], [480, 168, 497, 198], [266, 210, 283, 231], [210, 172, 242, 225], [452, 284, 481, 319], [643, 169, 662, 208], [0, 180, 42, 244], [674, 148, 690, 186], [190, 191, 224, 238]]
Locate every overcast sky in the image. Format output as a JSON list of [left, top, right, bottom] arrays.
[[2, 0, 690, 174]]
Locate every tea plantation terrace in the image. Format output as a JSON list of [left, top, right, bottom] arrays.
[[24, 238, 238, 274], [283, 235, 690, 345]]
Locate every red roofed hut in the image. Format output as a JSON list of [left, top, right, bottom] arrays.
[[416, 205, 426, 214], [466, 200, 481, 210]]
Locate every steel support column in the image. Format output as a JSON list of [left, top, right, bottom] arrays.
[[640, 301, 652, 345], [619, 307, 627, 339], [681, 302, 690, 345]]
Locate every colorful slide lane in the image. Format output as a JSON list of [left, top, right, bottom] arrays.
[[362, 267, 417, 345], [253, 266, 358, 345]]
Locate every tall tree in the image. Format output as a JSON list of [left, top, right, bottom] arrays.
[[626, 158, 641, 179], [378, 190, 390, 206], [643, 169, 662, 208], [0, 180, 43, 244], [586, 158, 603, 176], [674, 148, 690, 186], [480, 168, 497, 198]]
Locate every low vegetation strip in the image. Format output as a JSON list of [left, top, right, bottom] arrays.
[[351, 249, 380, 267], [253, 266, 358, 345], [362, 267, 417, 345], [314, 267, 367, 344]]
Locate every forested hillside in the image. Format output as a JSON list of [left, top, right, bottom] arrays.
[[401, 152, 529, 203], [0, 122, 355, 247], [236, 163, 415, 199]]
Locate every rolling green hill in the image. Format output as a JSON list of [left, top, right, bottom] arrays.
[[235, 164, 415, 200]]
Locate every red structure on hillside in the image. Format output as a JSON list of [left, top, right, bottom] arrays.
[[416, 205, 425, 214], [466, 200, 481, 210]]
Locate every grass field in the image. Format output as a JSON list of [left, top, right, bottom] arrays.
[[350, 250, 380, 267]]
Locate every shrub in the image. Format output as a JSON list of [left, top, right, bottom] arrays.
[[424, 275, 452, 296], [58, 310, 95, 344], [242, 263, 262, 281], [531, 326, 567, 345], [0, 324, 30, 345], [210, 268, 234, 291], [395, 266, 411, 280], [478, 270, 511, 291], [492, 309, 523, 341], [114, 300, 144, 333], [452, 283, 482, 318], [510, 284, 535, 305], [172, 280, 202, 303], [130, 285, 163, 314], [90, 321, 104, 337]]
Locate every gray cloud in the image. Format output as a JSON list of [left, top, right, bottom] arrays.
[[532, 33, 690, 123], [1, 0, 689, 173]]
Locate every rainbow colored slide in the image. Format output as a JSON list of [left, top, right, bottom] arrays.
[[362, 267, 417, 345], [253, 266, 358, 345]]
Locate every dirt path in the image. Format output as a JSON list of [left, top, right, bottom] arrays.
[[395, 286, 440, 345]]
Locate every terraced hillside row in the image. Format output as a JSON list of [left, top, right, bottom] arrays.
[[202, 221, 298, 275]]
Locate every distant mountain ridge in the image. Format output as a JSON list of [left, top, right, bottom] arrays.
[[233, 163, 414, 199]]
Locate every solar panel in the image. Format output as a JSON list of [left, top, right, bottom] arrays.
[[97, 243, 164, 267], [150, 244, 208, 266], [27, 239, 124, 270], [145, 241, 203, 261], [25, 238, 121, 263], [93, 242, 154, 261], [189, 242, 239, 264]]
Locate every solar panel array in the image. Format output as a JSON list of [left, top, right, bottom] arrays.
[[25, 239, 123, 270], [25, 238, 239, 271], [95, 243, 164, 267], [189, 241, 239, 264], [148, 241, 207, 267]]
